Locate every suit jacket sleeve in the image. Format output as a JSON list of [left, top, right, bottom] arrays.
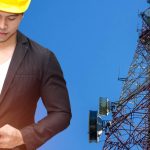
[[20, 51, 72, 150]]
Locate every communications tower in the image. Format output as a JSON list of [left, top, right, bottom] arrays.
[[89, 1, 150, 149]]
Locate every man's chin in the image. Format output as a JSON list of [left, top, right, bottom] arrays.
[[0, 32, 16, 44], [0, 38, 9, 43]]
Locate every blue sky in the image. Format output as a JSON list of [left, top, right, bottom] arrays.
[[19, 0, 148, 150]]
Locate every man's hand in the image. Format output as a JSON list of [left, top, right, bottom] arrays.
[[0, 124, 24, 149]]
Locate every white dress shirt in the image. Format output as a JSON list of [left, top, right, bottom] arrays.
[[0, 58, 11, 94]]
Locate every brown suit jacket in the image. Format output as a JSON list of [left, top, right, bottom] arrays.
[[0, 31, 71, 150]]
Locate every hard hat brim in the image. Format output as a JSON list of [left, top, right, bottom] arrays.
[[0, 0, 31, 13]]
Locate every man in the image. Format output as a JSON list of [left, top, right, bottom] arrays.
[[0, 0, 71, 150]]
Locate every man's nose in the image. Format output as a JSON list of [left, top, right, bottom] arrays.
[[0, 19, 7, 30]]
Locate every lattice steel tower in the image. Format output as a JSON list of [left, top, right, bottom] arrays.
[[89, 1, 150, 149]]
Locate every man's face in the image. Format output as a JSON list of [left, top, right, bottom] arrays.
[[0, 11, 23, 43]]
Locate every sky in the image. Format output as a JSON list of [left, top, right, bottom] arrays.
[[19, 0, 148, 150]]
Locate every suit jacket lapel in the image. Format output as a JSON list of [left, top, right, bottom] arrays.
[[0, 31, 29, 103]]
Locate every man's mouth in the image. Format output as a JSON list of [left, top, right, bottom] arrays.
[[0, 32, 8, 36]]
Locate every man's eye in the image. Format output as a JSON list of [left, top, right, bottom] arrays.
[[7, 16, 17, 20]]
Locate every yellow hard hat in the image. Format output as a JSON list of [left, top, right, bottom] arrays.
[[0, 0, 31, 13]]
